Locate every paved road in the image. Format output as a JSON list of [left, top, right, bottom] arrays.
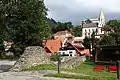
[[0, 60, 16, 72], [0, 71, 84, 80]]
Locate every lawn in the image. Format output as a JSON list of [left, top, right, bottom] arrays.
[[25, 64, 56, 71], [44, 73, 116, 80], [63, 61, 116, 77], [26, 61, 117, 79]]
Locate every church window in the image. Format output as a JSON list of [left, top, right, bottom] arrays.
[[89, 29, 91, 33], [96, 29, 98, 33], [88, 33, 90, 35], [101, 28, 102, 33]]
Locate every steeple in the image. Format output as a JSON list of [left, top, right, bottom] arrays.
[[98, 8, 105, 26], [99, 8, 105, 22]]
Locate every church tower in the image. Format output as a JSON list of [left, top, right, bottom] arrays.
[[97, 9, 105, 35], [98, 8, 105, 27]]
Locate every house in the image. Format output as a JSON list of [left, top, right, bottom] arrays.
[[63, 43, 90, 56], [3, 41, 13, 51], [44, 39, 61, 56], [45, 30, 90, 57], [53, 30, 74, 47], [57, 50, 76, 57], [53, 30, 73, 39], [82, 9, 105, 39]]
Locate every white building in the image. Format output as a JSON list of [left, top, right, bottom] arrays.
[[57, 50, 76, 57], [82, 9, 105, 38]]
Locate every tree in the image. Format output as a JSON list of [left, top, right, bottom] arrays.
[[72, 25, 82, 37], [99, 34, 116, 45], [106, 20, 120, 43], [0, 0, 51, 57], [83, 37, 91, 49], [85, 19, 92, 24], [55, 22, 73, 32]]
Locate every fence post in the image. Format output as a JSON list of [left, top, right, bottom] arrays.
[[117, 60, 120, 80]]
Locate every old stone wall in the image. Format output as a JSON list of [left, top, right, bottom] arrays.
[[60, 56, 86, 69], [10, 46, 52, 72]]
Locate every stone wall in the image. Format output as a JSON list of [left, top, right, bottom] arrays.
[[60, 56, 86, 69], [10, 46, 52, 72]]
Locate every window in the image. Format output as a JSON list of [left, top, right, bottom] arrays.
[[101, 28, 102, 33], [88, 33, 90, 35], [89, 29, 91, 33], [69, 51, 73, 53], [63, 52, 65, 54]]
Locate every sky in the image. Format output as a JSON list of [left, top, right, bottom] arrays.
[[44, 0, 120, 25]]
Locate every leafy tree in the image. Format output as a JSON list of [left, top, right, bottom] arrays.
[[0, 0, 51, 57], [83, 37, 91, 49], [99, 34, 116, 45], [106, 20, 120, 43], [85, 19, 92, 24], [55, 22, 73, 32], [72, 25, 82, 37]]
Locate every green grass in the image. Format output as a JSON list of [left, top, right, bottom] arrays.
[[25, 61, 117, 79], [44, 73, 116, 80], [62, 61, 116, 77], [25, 64, 56, 71]]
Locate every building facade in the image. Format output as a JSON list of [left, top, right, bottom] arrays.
[[82, 9, 105, 38]]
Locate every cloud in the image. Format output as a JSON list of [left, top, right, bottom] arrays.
[[44, 0, 120, 25]]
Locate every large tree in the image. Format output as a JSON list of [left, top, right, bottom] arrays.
[[106, 20, 120, 43], [54, 22, 73, 33], [0, 0, 51, 57], [72, 25, 82, 37]]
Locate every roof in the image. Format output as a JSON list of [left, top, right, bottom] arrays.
[[83, 23, 98, 28], [80, 49, 90, 56], [45, 40, 61, 53], [67, 43, 90, 56], [56, 37, 65, 43], [68, 43, 84, 53], [90, 18, 98, 21], [53, 30, 72, 36]]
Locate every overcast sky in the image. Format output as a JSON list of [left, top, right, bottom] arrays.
[[44, 0, 120, 25]]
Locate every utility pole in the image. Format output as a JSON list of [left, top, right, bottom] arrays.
[[57, 53, 61, 74]]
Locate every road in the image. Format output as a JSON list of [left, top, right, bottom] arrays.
[[0, 60, 16, 72]]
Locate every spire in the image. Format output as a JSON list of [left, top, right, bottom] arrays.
[[99, 8, 105, 20]]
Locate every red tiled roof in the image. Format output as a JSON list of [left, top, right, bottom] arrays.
[[80, 49, 90, 56], [69, 43, 90, 56], [45, 39, 61, 53]]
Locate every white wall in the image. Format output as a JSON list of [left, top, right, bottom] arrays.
[[82, 27, 97, 38], [57, 50, 76, 57]]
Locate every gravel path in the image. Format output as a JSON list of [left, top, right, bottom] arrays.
[[0, 71, 84, 80]]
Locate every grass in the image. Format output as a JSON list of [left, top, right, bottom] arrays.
[[26, 61, 117, 79], [62, 61, 116, 77], [44, 73, 116, 80], [25, 64, 56, 71]]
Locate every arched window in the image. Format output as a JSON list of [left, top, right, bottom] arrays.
[[96, 29, 98, 33], [89, 29, 91, 33], [101, 28, 102, 33]]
